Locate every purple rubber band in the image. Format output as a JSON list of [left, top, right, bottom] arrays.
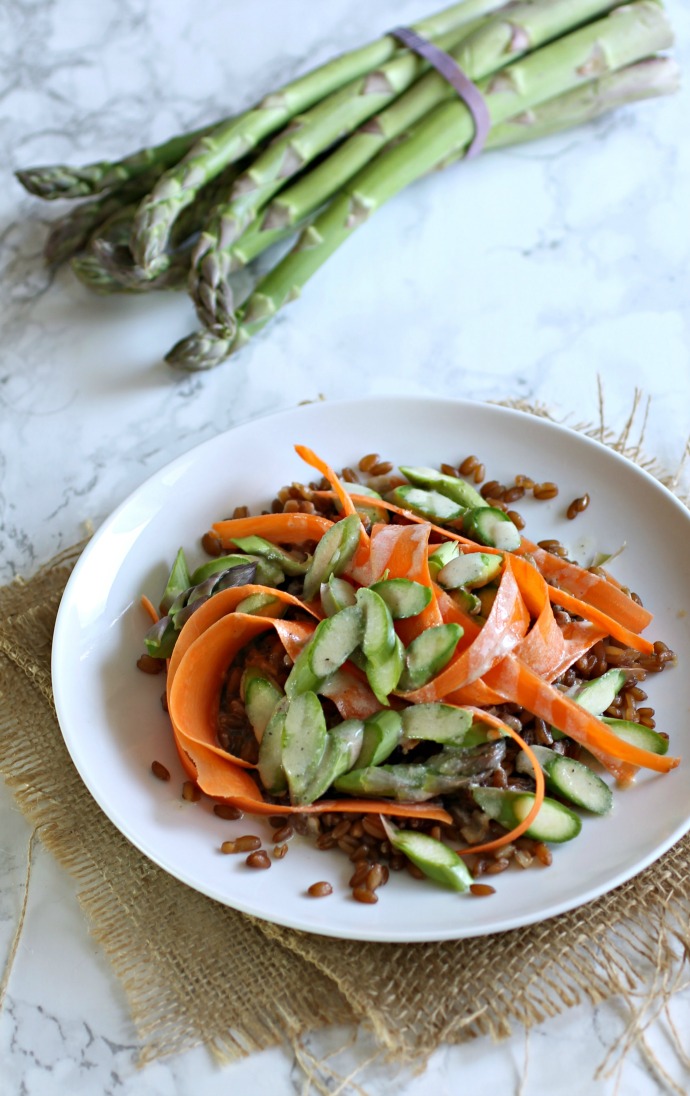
[[390, 26, 490, 158]]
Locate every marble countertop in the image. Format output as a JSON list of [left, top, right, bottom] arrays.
[[2, 1, 690, 1092]]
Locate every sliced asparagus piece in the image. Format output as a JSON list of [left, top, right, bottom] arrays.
[[242, 670, 284, 743], [398, 623, 463, 692], [364, 634, 405, 706], [159, 547, 192, 614], [320, 574, 357, 616], [357, 709, 403, 768], [387, 485, 466, 523], [515, 744, 613, 814], [437, 551, 502, 590], [301, 718, 365, 803], [601, 718, 669, 755], [368, 578, 432, 620], [282, 691, 329, 804], [231, 534, 311, 576], [428, 541, 461, 580], [191, 552, 284, 588], [302, 513, 363, 601], [234, 592, 287, 617], [471, 785, 583, 842], [400, 702, 476, 745], [381, 817, 473, 892], [400, 465, 486, 509], [463, 506, 521, 551], [335, 739, 504, 800], [258, 698, 289, 795], [284, 602, 364, 698]]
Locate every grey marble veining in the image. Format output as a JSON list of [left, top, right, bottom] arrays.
[[1, 0, 690, 1092]]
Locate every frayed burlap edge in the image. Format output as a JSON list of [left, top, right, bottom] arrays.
[[0, 549, 355, 1073], [1, 396, 689, 1088]]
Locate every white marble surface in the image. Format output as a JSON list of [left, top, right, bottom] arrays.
[[2, 1, 690, 1092]]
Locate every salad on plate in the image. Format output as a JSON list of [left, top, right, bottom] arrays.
[[137, 442, 678, 903]]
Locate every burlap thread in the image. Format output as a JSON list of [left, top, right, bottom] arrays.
[[1, 399, 689, 1088]]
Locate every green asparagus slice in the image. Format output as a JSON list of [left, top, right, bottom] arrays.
[[399, 465, 486, 509], [301, 719, 365, 803], [368, 578, 432, 620], [233, 592, 287, 617], [471, 786, 583, 842], [242, 670, 284, 743], [132, 0, 508, 273], [282, 691, 328, 804], [387, 485, 466, 523], [320, 574, 357, 617], [302, 513, 363, 601], [356, 709, 403, 768], [515, 745, 613, 814], [380, 818, 474, 892], [398, 623, 463, 692], [169, 0, 671, 366]]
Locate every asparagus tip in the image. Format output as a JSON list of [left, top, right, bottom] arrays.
[[164, 328, 236, 371]]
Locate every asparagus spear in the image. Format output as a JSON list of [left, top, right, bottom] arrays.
[[166, 0, 672, 369], [107, 56, 677, 308], [71, 246, 191, 295], [74, 162, 242, 292], [187, 22, 489, 330], [218, 52, 680, 276], [15, 121, 221, 201], [43, 168, 166, 266], [201, 0, 625, 307], [442, 53, 679, 158], [193, 0, 632, 334], [131, 0, 512, 274]]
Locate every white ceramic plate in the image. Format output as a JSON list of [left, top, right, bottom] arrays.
[[52, 397, 690, 942]]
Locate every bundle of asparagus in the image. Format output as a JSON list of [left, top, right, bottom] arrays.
[[17, 0, 678, 371]]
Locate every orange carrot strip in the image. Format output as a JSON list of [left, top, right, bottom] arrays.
[[294, 444, 357, 517], [545, 583, 654, 655], [294, 445, 372, 571], [350, 523, 444, 641], [547, 621, 609, 682], [318, 491, 654, 636], [140, 594, 159, 625], [213, 511, 334, 547], [399, 558, 530, 703], [167, 584, 319, 698], [169, 612, 275, 768], [484, 654, 679, 775], [454, 707, 546, 857], [445, 678, 506, 706], [509, 554, 568, 679], [519, 538, 653, 633], [316, 490, 487, 552]]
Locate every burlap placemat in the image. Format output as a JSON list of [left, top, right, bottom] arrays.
[[1, 404, 689, 1088]]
